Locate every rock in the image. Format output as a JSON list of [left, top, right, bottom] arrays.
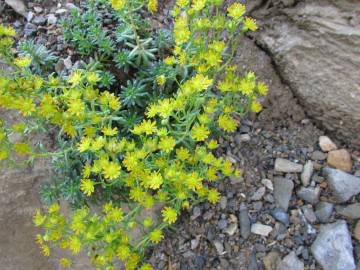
[[218, 219, 228, 230], [26, 11, 34, 22], [219, 196, 227, 210], [354, 220, 360, 241], [5, 0, 27, 17], [271, 208, 289, 226], [255, 1, 360, 147], [262, 179, 274, 191], [235, 134, 251, 144], [47, 14, 57, 25], [276, 251, 304, 270], [311, 150, 327, 161], [263, 251, 281, 270], [323, 167, 360, 203], [32, 15, 46, 25], [239, 203, 251, 240], [251, 223, 273, 236], [301, 160, 313, 186], [190, 236, 200, 250], [191, 206, 201, 220], [55, 8, 68, 14], [224, 223, 238, 236], [297, 186, 320, 205], [251, 187, 266, 201], [213, 240, 224, 255], [336, 203, 360, 219], [315, 202, 334, 223], [319, 136, 337, 152], [311, 220, 355, 270], [65, 3, 78, 10], [274, 177, 294, 211], [24, 22, 36, 36], [301, 205, 317, 224], [274, 158, 303, 173], [327, 149, 353, 172], [33, 6, 43, 13]]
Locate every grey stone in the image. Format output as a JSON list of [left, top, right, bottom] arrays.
[[235, 134, 251, 144], [263, 251, 281, 270], [24, 23, 37, 36], [251, 187, 266, 201], [336, 203, 360, 219], [262, 179, 274, 191], [219, 196, 227, 210], [32, 15, 46, 25], [5, 0, 27, 16], [274, 177, 294, 211], [301, 205, 317, 224], [47, 14, 57, 25], [311, 150, 327, 161], [213, 240, 224, 255], [251, 223, 273, 236], [276, 251, 304, 270], [191, 206, 201, 220], [239, 203, 251, 240], [297, 186, 320, 205], [33, 6, 43, 13], [255, 1, 360, 147], [311, 220, 355, 270], [224, 223, 238, 236], [319, 136, 337, 152], [274, 158, 303, 173], [315, 202, 334, 223], [271, 208, 289, 226], [323, 167, 360, 203], [301, 160, 313, 186]]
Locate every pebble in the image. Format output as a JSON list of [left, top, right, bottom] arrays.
[[262, 179, 274, 191], [336, 203, 360, 219], [297, 186, 320, 205], [55, 8, 68, 14], [65, 3, 78, 10], [251, 187, 266, 201], [315, 202, 334, 223], [311, 150, 327, 161], [274, 177, 294, 211], [263, 251, 281, 270], [32, 15, 46, 25], [190, 237, 200, 250], [219, 196, 227, 210], [26, 11, 34, 22], [327, 149, 353, 172], [353, 220, 360, 241], [301, 160, 313, 186], [311, 220, 355, 270], [213, 240, 224, 255], [224, 223, 238, 236], [271, 208, 289, 226], [47, 14, 57, 25], [235, 133, 251, 143], [190, 207, 201, 220], [33, 6, 43, 13], [274, 158, 303, 173], [251, 223, 273, 236], [24, 22, 37, 36], [301, 205, 317, 224], [277, 251, 304, 270], [218, 219, 228, 230], [319, 136, 337, 152], [239, 203, 251, 240], [323, 167, 360, 203]]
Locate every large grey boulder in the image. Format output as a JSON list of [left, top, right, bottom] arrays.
[[254, 1, 360, 146], [311, 220, 355, 270]]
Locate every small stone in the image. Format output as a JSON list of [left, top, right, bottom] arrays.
[[262, 179, 274, 191], [5, 0, 27, 17], [251, 187, 266, 201], [63, 56, 72, 70], [263, 251, 281, 270], [274, 177, 294, 211], [55, 8, 68, 14], [218, 219, 228, 230], [275, 158, 303, 173], [235, 134, 251, 144], [327, 149, 353, 172], [33, 6, 43, 13], [301, 205, 317, 224], [297, 186, 320, 205], [24, 23, 37, 36], [219, 196, 227, 210], [319, 136, 337, 152], [353, 220, 360, 241], [271, 208, 289, 226], [311, 220, 355, 270], [336, 203, 360, 219], [311, 150, 327, 161], [239, 203, 251, 240], [47, 14, 57, 25], [301, 160, 313, 186], [65, 3, 78, 10], [213, 240, 224, 255], [26, 11, 34, 22], [315, 202, 334, 223], [191, 237, 200, 250], [224, 223, 238, 236], [32, 15, 46, 25], [191, 207, 201, 220], [277, 251, 304, 270], [251, 223, 273, 236], [323, 167, 360, 203]]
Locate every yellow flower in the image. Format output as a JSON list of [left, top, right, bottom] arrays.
[[102, 126, 118, 136], [13, 142, 32, 155], [14, 55, 32, 67], [164, 56, 176, 65], [158, 136, 175, 153], [191, 0, 206, 11], [218, 114, 238, 132], [176, 147, 189, 161], [207, 139, 219, 150], [69, 70, 82, 85], [117, 245, 130, 260], [140, 263, 154, 270], [148, 171, 163, 190], [142, 217, 153, 228], [80, 179, 95, 196], [207, 189, 220, 204], [59, 258, 72, 268], [103, 161, 121, 180], [86, 72, 100, 84], [227, 3, 246, 19], [69, 236, 81, 254], [174, 15, 190, 44], [156, 75, 166, 85], [0, 24, 16, 36], [111, 0, 126, 10], [244, 17, 258, 31], [191, 124, 210, 141], [33, 209, 46, 227], [176, 0, 189, 8], [148, 0, 158, 13], [257, 82, 268, 96], [250, 100, 262, 113], [162, 207, 177, 224], [149, 229, 164, 243], [77, 137, 91, 152]]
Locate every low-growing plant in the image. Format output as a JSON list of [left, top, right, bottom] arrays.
[[0, 0, 267, 269]]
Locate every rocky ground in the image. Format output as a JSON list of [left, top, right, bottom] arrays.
[[0, 0, 360, 270]]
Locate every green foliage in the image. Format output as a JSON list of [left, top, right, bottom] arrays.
[[0, 1, 268, 269]]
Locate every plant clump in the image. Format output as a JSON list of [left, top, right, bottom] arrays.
[[0, 0, 267, 269]]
